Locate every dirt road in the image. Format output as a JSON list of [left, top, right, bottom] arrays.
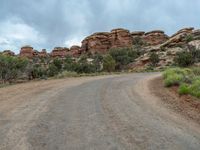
[[0, 73, 199, 150]]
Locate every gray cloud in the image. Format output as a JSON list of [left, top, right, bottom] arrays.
[[0, 0, 199, 53]]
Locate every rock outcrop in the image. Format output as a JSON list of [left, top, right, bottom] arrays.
[[39, 49, 48, 57], [81, 32, 111, 54], [20, 45, 34, 58], [2, 27, 200, 70], [33, 49, 48, 57], [51, 47, 70, 58], [70, 45, 81, 57], [161, 27, 196, 48], [2, 50, 15, 56], [81, 28, 133, 54], [143, 30, 169, 46], [81, 28, 169, 54], [109, 28, 132, 49], [189, 40, 200, 50]]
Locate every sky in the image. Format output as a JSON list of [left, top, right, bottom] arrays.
[[0, 0, 199, 53]]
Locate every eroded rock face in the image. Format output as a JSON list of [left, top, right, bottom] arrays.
[[143, 30, 169, 46], [2, 50, 15, 56], [189, 40, 200, 50], [81, 32, 111, 54], [70, 45, 81, 57], [109, 28, 132, 49], [51, 47, 70, 58], [20, 45, 34, 58], [81, 28, 133, 54], [129, 47, 184, 70], [39, 49, 48, 57], [33, 49, 48, 57], [161, 27, 195, 48]]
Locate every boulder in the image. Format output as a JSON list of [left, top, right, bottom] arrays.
[[20, 45, 34, 58]]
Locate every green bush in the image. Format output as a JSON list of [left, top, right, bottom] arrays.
[[48, 64, 59, 77], [191, 67, 200, 76], [92, 53, 104, 72], [149, 52, 159, 66], [0, 55, 28, 83], [52, 58, 63, 71], [103, 54, 116, 72], [164, 74, 184, 87], [164, 68, 200, 99], [189, 79, 200, 98], [190, 48, 200, 63], [32, 65, 47, 79], [174, 51, 194, 67], [163, 68, 192, 87], [178, 83, 190, 95], [109, 47, 140, 70], [74, 63, 96, 74], [185, 35, 194, 43]]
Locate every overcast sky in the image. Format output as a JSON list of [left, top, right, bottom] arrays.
[[0, 0, 199, 53]]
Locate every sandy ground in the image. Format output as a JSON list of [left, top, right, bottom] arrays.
[[0, 73, 199, 150]]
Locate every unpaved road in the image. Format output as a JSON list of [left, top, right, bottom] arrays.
[[0, 73, 200, 150]]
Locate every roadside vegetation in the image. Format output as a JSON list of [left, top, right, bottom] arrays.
[[0, 47, 141, 84], [163, 67, 200, 99], [162, 46, 200, 99]]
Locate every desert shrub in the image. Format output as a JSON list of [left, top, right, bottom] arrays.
[[164, 67, 200, 99], [149, 52, 159, 66], [174, 51, 194, 67], [32, 64, 47, 79], [74, 63, 96, 74], [48, 64, 59, 77], [109, 47, 140, 70], [132, 37, 144, 46], [189, 79, 200, 98], [178, 83, 190, 95], [103, 54, 116, 72], [92, 53, 104, 72], [0, 55, 28, 83], [164, 74, 184, 87], [163, 68, 192, 87], [185, 35, 194, 43], [52, 58, 63, 71], [190, 47, 200, 63], [191, 67, 200, 76], [64, 56, 76, 71]]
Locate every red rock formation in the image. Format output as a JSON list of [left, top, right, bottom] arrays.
[[109, 28, 132, 49], [39, 49, 48, 57], [131, 31, 145, 38], [20, 45, 34, 58], [143, 30, 169, 46], [2, 50, 15, 56], [33, 49, 48, 57], [51, 47, 70, 58], [81, 32, 111, 54], [70, 45, 81, 57]]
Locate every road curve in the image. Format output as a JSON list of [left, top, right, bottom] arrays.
[[0, 73, 200, 150]]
